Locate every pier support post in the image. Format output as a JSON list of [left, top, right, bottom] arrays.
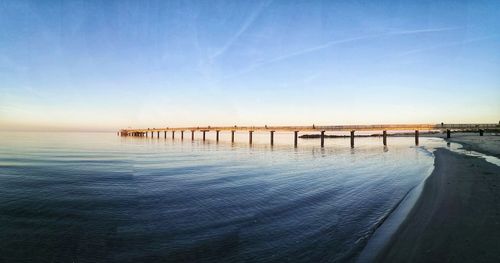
[[320, 131, 325, 147], [270, 131, 275, 146], [249, 131, 253, 145], [157, 131, 159, 138], [151, 131, 154, 137], [216, 130, 220, 142], [383, 130, 387, 146], [203, 131, 206, 141], [164, 131, 167, 138], [231, 130, 235, 143], [181, 131, 184, 140], [446, 129, 451, 139], [146, 132, 148, 137], [350, 130, 355, 148], [415, 130, 419, 145], [479, 129, 484, 136], [172, 131, 175, 139], [191, 130, 194, 141], [294, 131, 298, 148]]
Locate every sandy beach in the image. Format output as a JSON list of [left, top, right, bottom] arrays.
[[375, 136, 500, 262]]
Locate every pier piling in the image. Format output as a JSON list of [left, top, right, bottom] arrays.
[[415, 130, 419, 145], [191, 130, 194, 141], [203, 131, 206, 141], [249, 131, 253, 145], [164, 131, 167, 138], [172, 131, 175, 139], [447, 129, 451, 138], [181, 131, 184, 140], [231, 130, 235, 143], [350, 130, 355, 148], [479, 129, 484, 136], [270, 131, 274, 146], [383, 130, 387, 146], [321, 131, 325, 147], [216, 130, 220, 142]]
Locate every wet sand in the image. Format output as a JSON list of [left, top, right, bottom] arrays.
[[376, 144, 500, 262], [448, 134, 500, 158]]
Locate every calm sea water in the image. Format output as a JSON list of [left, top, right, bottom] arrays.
[[0, 132, 443, 262]]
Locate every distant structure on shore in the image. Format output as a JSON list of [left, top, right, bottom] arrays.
[[119, 123, 499, 148]]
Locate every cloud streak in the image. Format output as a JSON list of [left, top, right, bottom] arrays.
[[223, 27, 460, 79], [210, 0, 273, 61], [393, 35, 498, 57]]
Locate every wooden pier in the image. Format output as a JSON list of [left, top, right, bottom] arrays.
[[119, 123, 498, 147]]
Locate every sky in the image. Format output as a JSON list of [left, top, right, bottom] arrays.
[[0, 0, 499, 131]]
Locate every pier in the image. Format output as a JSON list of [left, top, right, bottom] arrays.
[[119, 123, 498, 147]]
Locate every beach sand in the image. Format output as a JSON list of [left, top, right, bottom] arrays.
[[375, 137, 500, 262]]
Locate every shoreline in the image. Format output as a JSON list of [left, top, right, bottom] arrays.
[[448, 135, 500, 158], [355, 163, 432, 262], [372, 141, 500, 262]]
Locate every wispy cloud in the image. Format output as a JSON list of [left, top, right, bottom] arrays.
[[386, 27, 459, 36], [221, 35, 377, 79], [393, 35, 498, 58], [222, 27, 460, 79], [210, 0, 273, 61]]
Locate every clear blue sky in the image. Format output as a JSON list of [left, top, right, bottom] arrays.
[[1, 0, 499, 131]]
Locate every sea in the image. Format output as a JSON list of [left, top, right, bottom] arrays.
[[0, 131, 452, 262]]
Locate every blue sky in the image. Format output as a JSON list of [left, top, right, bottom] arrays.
[[1, 0, 499, 131]]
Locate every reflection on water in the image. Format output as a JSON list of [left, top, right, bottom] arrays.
[[0, 132, 448, 262]]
